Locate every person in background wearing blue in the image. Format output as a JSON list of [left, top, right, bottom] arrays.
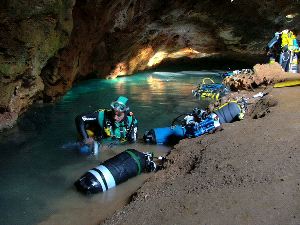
[[75, 96, 138, 148]]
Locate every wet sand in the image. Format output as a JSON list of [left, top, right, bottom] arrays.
[[103, 86, 300, 225]]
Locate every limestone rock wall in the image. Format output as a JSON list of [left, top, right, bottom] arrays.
[[0, 0, 299, 130], [0, 0, 75, 129], [41, 0, 300, 99]]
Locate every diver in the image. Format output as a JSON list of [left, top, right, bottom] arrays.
[[75, 96, 138, 151], [266, 29, 299, 72]]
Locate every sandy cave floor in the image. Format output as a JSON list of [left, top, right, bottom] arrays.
[[102, 86, 300, 225]]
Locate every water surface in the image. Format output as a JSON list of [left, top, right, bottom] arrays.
[[0, 70, 222, 225]]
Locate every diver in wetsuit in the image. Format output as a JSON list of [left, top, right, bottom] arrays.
[[75, 96, 138, 146]]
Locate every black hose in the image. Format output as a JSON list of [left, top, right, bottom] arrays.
[[126, 115, 136, 142], [171, 113, 191, 126]]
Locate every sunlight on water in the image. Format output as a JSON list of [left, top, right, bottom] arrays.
[[0, 70, 222, 225]]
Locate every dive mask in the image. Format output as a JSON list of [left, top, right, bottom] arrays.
[[111, 101, 128, 112], [111, 96, 129, 112]]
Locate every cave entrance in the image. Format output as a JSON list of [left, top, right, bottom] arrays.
[[151, 54, 267, 72]]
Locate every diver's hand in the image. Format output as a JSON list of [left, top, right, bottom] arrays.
[[84, 137, 94, 145]]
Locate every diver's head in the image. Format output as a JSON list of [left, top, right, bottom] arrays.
[[111, 96, 129, 122]]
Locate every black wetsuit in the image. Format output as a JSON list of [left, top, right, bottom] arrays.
[[75, 111, 100, 140], [75, 109, 138, 142]]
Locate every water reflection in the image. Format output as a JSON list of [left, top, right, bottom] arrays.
[[147, 75, 165, 92]]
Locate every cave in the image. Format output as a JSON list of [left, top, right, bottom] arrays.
[[0, 0, 299, 129]]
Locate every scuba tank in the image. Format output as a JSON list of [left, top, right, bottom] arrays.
[[143, 125, 186, 145], [213, 102, 242, 123], [75, 149, 158, 194]]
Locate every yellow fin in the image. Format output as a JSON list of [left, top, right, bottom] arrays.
[[274, 80, 300, 88]]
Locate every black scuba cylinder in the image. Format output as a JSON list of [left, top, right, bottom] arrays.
[[213, 102, 241, 123], [74, 149, 147, 194]]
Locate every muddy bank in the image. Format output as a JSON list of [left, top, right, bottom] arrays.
[[103, 86, 300, 225]]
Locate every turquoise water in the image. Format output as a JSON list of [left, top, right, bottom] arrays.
[[0, 70, 223, 225]]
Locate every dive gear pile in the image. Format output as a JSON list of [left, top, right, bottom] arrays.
[[143, 107, 222, 145], [143, 99, 247, 145], [73, 78, 250, 196], [192, 78, 229, 101]]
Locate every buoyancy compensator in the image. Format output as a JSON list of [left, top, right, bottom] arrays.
[[192, 78, 229, 101]]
